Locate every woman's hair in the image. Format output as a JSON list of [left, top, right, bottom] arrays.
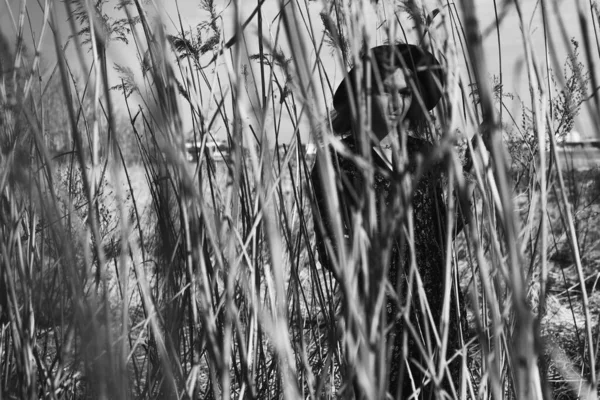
[[331, 44, 445, 135]]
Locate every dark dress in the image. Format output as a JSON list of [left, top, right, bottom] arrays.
[[310, 134, 464, 398]]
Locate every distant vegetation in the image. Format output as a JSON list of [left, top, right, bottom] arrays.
[[0, 0, 598, 399]]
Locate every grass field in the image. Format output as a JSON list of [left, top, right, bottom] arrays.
[[1, 0, 600, 399]]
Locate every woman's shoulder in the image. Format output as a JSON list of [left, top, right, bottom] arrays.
[[406, 135, 434, 155], [311, 133, 436, 166]]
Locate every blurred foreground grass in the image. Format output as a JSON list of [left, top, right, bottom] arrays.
[[1, 0, 599, 399]]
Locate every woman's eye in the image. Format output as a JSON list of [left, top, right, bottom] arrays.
[[398, 88, 411, 97]]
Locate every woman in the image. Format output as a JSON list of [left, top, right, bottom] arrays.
[[311, 44, 467, 398]]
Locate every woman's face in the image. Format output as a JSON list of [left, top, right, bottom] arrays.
[[371, 68, 413, 141]]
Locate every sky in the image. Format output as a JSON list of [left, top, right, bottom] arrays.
[[1, 0, 598, 143]]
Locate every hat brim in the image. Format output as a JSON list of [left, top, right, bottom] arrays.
[[333, 44, 444, 114]]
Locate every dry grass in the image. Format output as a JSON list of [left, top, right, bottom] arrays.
[[0, 0, 599, 399]]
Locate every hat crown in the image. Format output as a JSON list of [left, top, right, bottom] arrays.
[[333, 44, 444, 113]]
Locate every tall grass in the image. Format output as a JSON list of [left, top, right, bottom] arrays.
[[0, 0, 599, 398]]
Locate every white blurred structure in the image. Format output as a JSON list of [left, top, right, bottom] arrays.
[[556, 130, 600, 170], [563, 129, 584, 144], [185, 139, 230, 162]]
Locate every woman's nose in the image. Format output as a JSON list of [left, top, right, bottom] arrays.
[[392, 92, 404, 111]]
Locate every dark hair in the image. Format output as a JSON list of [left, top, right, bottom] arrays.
[[331, 44, 444, 134]]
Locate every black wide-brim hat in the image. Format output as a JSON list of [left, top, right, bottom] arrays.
[[333, 44, 445, 115]]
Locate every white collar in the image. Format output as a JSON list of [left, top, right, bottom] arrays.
[[338, 132, 396, 171]]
